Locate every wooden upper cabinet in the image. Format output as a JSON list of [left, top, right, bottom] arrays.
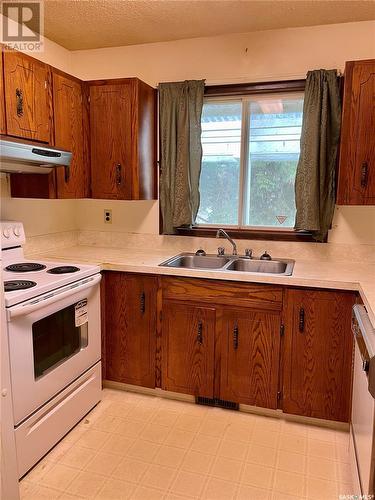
[[105, 273, 157, 388], [0, 50, 6, 134], [282, 288, 355, 422], [162, 300, 215, 398], [3, 50, 52, 143], [337, 59, 375, 204], [53, 71, 88, 198], [219, 308, 281, 409], [89, 81, 132, 199], [89, 78, 157, 200]]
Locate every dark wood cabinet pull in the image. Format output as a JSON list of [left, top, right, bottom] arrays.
[[197, 320, 203, 344], [16, 88, 23, 117], [116, 163, 122, 185], [64, 165, 70, 183], [233, 324, 239, 349], [361, 162, 368, 188], [299, 308, 305, 332], [140, 292, 145, 314]]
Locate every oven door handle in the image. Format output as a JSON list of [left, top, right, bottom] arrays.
[[7, 274, 102, 320]]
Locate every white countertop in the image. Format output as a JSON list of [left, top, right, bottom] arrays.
[[33, 244, 375, 328]]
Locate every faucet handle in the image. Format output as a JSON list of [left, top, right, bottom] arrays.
[[260, 251, 272, 261], [195, 248, 206, 256], [244, 248, 253, 258], [217, 247, 225, 256]]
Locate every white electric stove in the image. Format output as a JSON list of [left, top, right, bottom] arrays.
[[1, 220, 102, 478], [2, 220, 100, 307]]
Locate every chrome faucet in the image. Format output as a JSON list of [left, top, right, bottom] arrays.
[[216, 229, 237, 255]]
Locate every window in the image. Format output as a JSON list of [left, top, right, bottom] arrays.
[[196, 92, 304, 230]]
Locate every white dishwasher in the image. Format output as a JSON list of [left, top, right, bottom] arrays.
[[350, 304, 375, 496]]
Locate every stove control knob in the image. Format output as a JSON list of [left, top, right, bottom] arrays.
[[13, 226, 21, 237], [2, 228, 10, 238]]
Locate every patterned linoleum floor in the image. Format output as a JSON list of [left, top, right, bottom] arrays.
[[20, 388, 354, 500]]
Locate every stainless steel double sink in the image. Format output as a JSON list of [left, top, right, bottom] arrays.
[[159, 253, 295, 276]]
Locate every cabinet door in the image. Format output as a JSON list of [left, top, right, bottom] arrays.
[[283, 289, 355, 422], [220, 308, 281, 409], [338, 59, 375, 204], [90, 83, 132, 199], [4, 50, 51, 143], [53, 72, 88, 198], [0, 50, 6, 134], [105, 273, 157, 388], [162, 301, 215, 398]]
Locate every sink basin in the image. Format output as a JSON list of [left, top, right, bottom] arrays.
[[226, 258, 293, 275], [160, 253, 230, 269], [159, 253, 295, 275]]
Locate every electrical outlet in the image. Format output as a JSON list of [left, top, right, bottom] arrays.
[[104, 209, 112, 224]]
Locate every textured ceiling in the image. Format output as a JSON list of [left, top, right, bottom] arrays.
[[42, 0, 375, 51]]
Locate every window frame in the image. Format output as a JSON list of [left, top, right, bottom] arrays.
[[167, 79, 316, 242]]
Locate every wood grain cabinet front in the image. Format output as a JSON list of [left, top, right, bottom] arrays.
[[9, 69, 89, 199], [3, 50, 52, 143], [105, 272, 157, 388], [162, 300, 215, 398], [219, 307, 281, 409], [282, 288, 356, 422], [89, 78, 157, 200], [337, 59, 375, 205], [161, 277, 283, 408], [53, 70, 89, 198], [0, 49, 6, 134], [102, 273, 356, 422]]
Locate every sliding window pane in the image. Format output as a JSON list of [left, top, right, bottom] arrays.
[[244, 95, 303, 228], [196, 101, 241, 225]]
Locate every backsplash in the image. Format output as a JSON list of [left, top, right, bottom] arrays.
[[75, 230, 375, 264]]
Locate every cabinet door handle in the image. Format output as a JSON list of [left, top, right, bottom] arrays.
[[197, 320, 203, 344], [361, 162, 368, 188], [16, 88, 23, 117], [233, 324, 239, 349], [140, 292, 145, 314], [64, 165, 70, 183], [299, 308, 305, 333], [116, 164, 122, 185]]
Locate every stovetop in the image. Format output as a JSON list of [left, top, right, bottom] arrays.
[[2, 258, 101, 307], [1, 220, 100, 308]]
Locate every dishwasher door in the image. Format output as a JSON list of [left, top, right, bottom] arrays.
[[351, 305, 375, 495]]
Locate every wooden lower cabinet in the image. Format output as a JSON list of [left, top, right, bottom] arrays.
[[219, 307, 281, 409], [162, 301, 215, 398], [105, 272, 157, 388], [282, 288, 356, 422], [103, 273, 355, 422]]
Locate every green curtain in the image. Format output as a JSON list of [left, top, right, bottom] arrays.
[[294, 70, 341, 242], [159, 80, 205, 234]]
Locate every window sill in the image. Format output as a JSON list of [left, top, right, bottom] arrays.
[[175, 226, 316, 242]]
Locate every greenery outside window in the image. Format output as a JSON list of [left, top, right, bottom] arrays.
[[196, 92, 304, 232]]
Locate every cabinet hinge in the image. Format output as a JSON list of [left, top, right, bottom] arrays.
[[280, 324, 285, 337], [277, 391, 282, 401]]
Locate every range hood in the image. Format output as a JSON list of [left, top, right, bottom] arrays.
[[0, 139, 72, 174]]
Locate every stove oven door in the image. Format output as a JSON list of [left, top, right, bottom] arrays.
[[7, 274, 102, 425]]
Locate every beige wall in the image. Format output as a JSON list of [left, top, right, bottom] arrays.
[[1, 20, 375, 243], [0, 14, 72, 72], [70, 20, 375, 85]]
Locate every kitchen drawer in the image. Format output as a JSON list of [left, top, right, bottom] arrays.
[[15, 362, 101, 478], [162, 277, 283, 310]]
